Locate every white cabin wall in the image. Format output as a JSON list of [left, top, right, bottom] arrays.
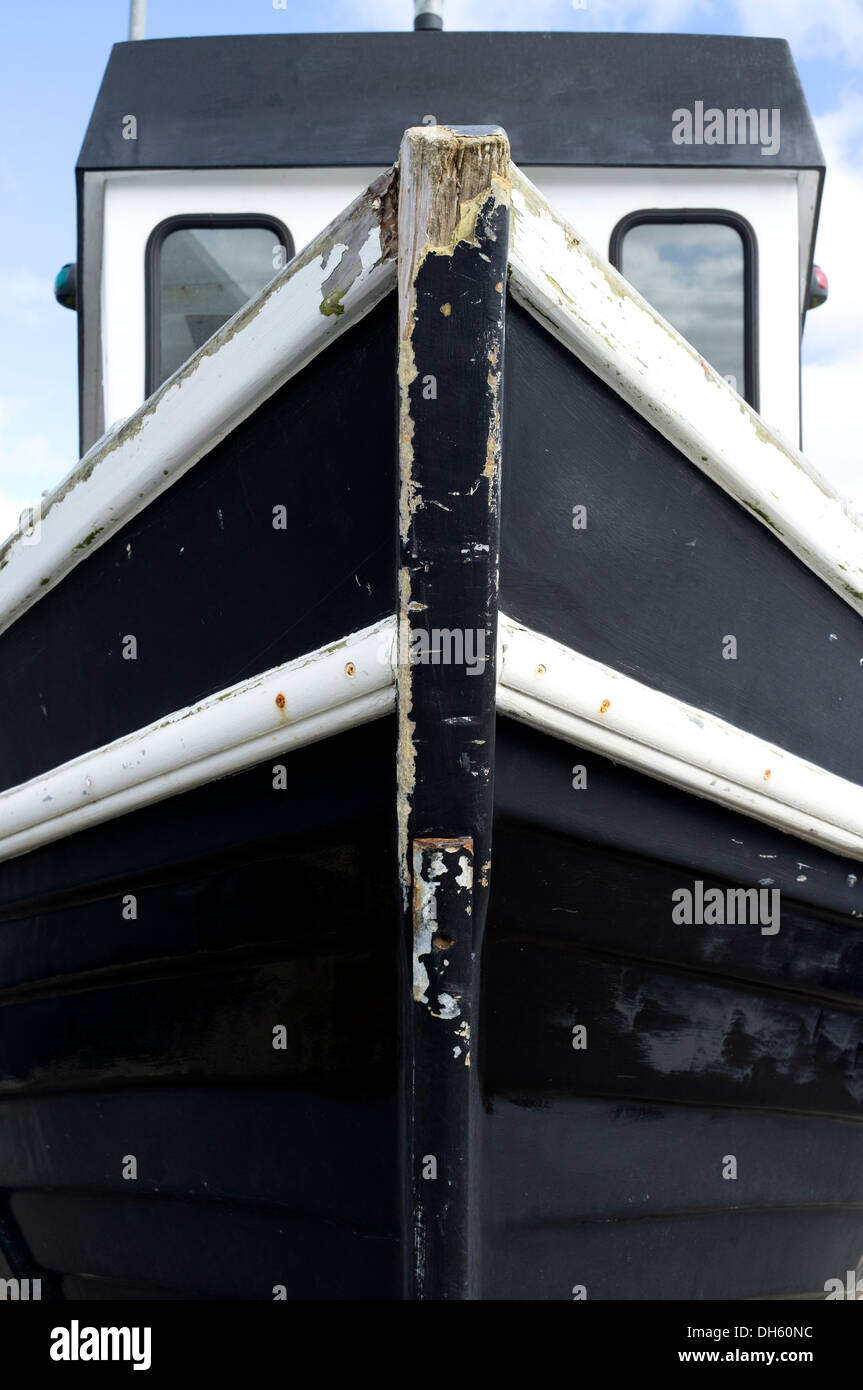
[[94, 165, 802, 443]]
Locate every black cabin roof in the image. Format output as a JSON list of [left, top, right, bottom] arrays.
[[77, 32, 824, 172]]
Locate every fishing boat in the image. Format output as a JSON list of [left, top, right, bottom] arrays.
[[1, 7, 862, 1301]]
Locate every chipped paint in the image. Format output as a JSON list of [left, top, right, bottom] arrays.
[[484, 365, 502, 480], [397, 127, 510, 541], [454, 1019, 471, 1067], [411, 837, 473, 1007], [396, 570, 416, 906], [396, 128, 507, 1301], [397, 127, 510, 901], [318, 168, 396, 318], [412, 845, 447, 1004], [455, 854, 473, 890], [432, 992, 461, 1020]]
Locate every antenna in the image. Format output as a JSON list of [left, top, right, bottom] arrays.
[[128, 0, 147, 41], [414, 1, 443, 30]]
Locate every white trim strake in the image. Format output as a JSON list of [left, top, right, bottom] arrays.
[[1, 615, 862, 865], [0, 619, 396, 864], [498, 615, 863, 863]]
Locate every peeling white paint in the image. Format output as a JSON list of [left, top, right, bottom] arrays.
[[433, 992, 461, 1020], [396, 127, 509, 919], [456, 855, 473, 890], [412, 845, 448, 1004], [411, 836, 473, 1018], [454, 1019, 471, 1067]]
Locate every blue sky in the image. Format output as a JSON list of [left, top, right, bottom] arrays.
[[1, 0, 861, 538]]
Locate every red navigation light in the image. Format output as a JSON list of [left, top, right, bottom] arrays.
[[808, 264, 828, 310]]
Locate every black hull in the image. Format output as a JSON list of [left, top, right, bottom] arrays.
[[1, 133, 861, 1301]]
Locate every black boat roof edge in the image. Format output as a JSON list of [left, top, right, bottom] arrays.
[[77, 32, 825, 174]]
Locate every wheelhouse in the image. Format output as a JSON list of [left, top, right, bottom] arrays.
[[69, 32, 825, 451]]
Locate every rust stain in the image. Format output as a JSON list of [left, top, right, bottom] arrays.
[[275, 693, 286, 710], [763, 768, 771, 781], [536, 664, 546, 677], [600, 699, 611, 714], [414, 836, 474, 853], [344, 661, 356, 677]]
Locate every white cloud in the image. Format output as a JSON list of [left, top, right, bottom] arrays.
[[802, 93, 863, 357], [409, 0, 863, 50], [802, 356, 863, 519], [0, 491, 30, 548], [732, 0, 863, 61], [552, 0, 863, 47], [0, 423, 66, 540], [0, 269, 56, 328], [573, 0, 715, 28], [794, 90, 863, 509], [444, 0, 576, 24], [337, 0, 573, 27]]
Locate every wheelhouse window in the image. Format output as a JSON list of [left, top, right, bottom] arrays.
[[146, 215, 293, 393], [609, 212, 758, 408]]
